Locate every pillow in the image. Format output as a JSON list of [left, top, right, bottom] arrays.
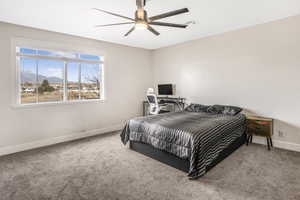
[[207, 105, 242, 116], [185, 104, 210, 113]]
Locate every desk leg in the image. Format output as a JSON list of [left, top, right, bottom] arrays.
[[143, 102, 149, 116], [179, 102, 185, 110]]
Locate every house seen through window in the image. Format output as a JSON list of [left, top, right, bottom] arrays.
[[17, 48, 103, 104]]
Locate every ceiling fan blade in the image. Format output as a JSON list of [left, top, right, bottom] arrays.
[[124, 26, 135, 37], [93, 8, 134, 21], [136, 0, 145, 9], [147, 25, 160, 36], [149, 22, 188, 28], [95, 22, 134, 27], [149, 8, 189, 21]]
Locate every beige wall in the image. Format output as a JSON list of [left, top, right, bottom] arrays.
[[1, 14, 300, 154], [0, 22, 153, 155], [152, 15, 300, 149]]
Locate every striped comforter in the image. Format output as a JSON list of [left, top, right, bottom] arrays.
[[121, 111, 246, 179]]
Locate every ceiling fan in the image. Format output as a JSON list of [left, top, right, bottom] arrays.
[[93, 0, 190, 36]]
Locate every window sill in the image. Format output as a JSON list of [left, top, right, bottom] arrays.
[[11, 99, 106, 109]]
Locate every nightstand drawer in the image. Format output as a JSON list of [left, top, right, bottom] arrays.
[[247, 120, 272, 137]]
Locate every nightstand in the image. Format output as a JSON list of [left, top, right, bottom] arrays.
[[246, 116, 274, 150]]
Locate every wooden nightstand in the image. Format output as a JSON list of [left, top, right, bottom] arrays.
[[246, 116, 274, 150]]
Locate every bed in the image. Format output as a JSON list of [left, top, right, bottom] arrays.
[[121, 104, 246, 179]]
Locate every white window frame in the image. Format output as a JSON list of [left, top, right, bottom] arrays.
[[15, 47, 105, 106]]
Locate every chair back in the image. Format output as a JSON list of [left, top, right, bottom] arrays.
[[146, 88, 160, 115]]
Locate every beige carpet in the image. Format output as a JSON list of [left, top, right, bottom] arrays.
[[0, 132, 299, 200]]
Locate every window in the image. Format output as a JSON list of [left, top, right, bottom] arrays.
[[17, 47, 104, 105]]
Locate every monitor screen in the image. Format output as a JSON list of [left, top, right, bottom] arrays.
[[158, 84, 173, 95]]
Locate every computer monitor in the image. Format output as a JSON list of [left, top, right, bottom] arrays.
[[158, 84, 173, 95]]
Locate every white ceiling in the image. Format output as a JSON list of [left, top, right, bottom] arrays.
[[1, 0, 300, 49]]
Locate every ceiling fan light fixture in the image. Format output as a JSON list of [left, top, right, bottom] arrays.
[[135, 21, 148, 30], [94, 0, 190, 36]]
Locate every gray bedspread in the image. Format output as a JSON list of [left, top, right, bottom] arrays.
[[121, 111, 246, 179]]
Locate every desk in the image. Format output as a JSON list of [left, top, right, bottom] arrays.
[[143, 97, 186, 116]]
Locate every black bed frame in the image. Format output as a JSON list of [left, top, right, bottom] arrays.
[[130, 133, 246, 173]]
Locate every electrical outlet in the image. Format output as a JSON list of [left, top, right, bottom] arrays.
[[278, 131, 284, 137]]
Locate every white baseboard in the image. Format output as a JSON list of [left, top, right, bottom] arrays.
[[252, 136, 300, 152], [1, 126, 299, 157], [0, 124, 123, 157]]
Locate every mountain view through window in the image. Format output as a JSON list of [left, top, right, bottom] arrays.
[[18, 48, 103, 104]]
